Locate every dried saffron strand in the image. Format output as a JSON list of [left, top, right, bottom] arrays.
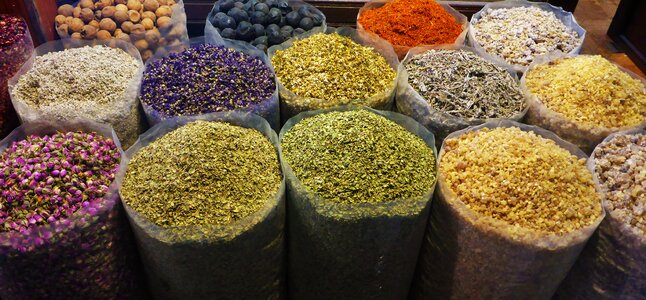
[[358, 0, 462, 47]]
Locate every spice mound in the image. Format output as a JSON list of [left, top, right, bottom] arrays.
[[473, 6, 580, 66], [592, 133, 645, 236], [441, 127, 601, 234], [0, 15, 28, 50], [141, 44, 275, 119], [121, 121, 281, 227], [271, 33, 395, 106], [525, 55, 646, 129], [358, 0, 462, 47], [282, 110, 436, 204], [0, 132, 120, 233], [406, 49, 524, 120]]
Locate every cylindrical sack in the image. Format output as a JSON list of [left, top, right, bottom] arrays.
[[0, 120, 143, 300], [414, 120, 605, 300], [55, 0, 189, 62], [554, 129, 645, 299], [356, 0, 468, 60], [140, 36, 280, 131], [268, 27, 399, 122], [468, 0, 585, 74], [521, 53, 646, 154], [0, 15, 33, 138], [117, 112, 285, 299], [396, 44, 527, 147], [205, 0, 326, 52], [8, 39, 144, 149], [281, 107, 437, 299]]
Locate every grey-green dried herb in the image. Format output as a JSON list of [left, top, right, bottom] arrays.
[[406, 49, 524, 120], [121, 120, 281, 228]]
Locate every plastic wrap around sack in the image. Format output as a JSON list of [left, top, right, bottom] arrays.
[[468, 0, 586, 74], [268, 27, 399, 123], [8, 39, 144, 149], [0, 15, 32, 138], [116, 111, 285, 300], [280, 106, 437, 300], [140, 36, 280, 131], [413, 120, 605, 300], [356, 0, 468, 60], [0, 120, 143, 300], [204, 0, 326, 50], [396, 44, 527, 148], [554, 129, 645, 300], [55, 0, 189, 62], [521, 53, 646, 154]]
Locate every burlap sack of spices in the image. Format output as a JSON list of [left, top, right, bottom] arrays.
[[268, 27, 399, 122], [117, 111, 285, 299], [0, 120, 143, 300], [396, 44, 527, 148], [141, 36, 280, 131], [554, 129, 645, 300], [414, 120, 605, 300], [280, 107, 437, 300], [8, 39, 144, 149]]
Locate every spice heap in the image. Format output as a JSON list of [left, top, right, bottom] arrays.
[[441, 127, 601, 234], [141, 44, 275, 121], [525, 56, 646, 129], [55, 0, 185, 61], [209, 0, 324, 51], [593, 133, 645, 235], [358, 0, 462, 48], [272, 33, 395, 108], [406, 49, 524, 120], [282, 110, 436, 204], [473, 6, 580, 66], [121, 121, 281, 228], [11, 45, 142, 147]]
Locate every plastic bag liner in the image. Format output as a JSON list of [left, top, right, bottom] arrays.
[[0, 119, 144, 300], [467, 0, 586, 74], [554, 128, 646, 300], [204, 0, 326, 50], [55, 0, 189, 62], [8, 39, 144, 149], [281, 106, 437, 300], [0, 15, 33, 138], [396, 44, 527, 148], [521, 53, 646, 154], [140, 36, 280, 131], [412, 120, 605, 300], [268, 27, 399, 123], [356, 0, 468, 60], [116, 111, 286, 300]]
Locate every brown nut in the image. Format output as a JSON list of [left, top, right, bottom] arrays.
[[73, 6, 82, 18], [55, 15, 67, 26], [70, 18, 85, 33], [141, 18, 155, 30], [157, 37, 168, 46], [141, 11, 156, 22], [102, 6, 117, 19], [100, 18, 117, 33], [81, 25, 98, 39], [145, 28, 160, 45], [127, 0, 142, 11], [156, 16, 171, 28], [134, 39, 149, 51], [117, 33, 131, 43], [57, 24, 70, 37], [95, 0, 113, 10], [157, 0, 169, 5], [143, 0, 160, 12], [97, 30, 112, 40], [115, 4, 128, 12], [114, 28, 124, 36], [155, 6, 172, 18], [95, 10, 103, 19], [114, 10, 129, 24], [128, 10, 141, 23], [57, 4, 74, 17], [130, 24, 146, 39], [89, 20, 100, 28], [65, 16, 74, 27], [79, 0, 94, 9], [121, 21, 134, 33], [115, 0, 127, 4], [80, 8, 95, 23], [141, 49, 153, 61], [167, 0, 176, 5], [71, 32, 82, 39]]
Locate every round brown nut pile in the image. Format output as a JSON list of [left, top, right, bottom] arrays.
[[55, 0, 186, 60]]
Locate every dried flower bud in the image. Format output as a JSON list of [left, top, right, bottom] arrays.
[[57, 4, 74, 17], [155, 6, 172, 18]]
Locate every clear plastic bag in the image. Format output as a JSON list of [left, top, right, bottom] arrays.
[[55, 0, 189, 62], [140, 36, 280, 131], [281, 106, 437, 299], [116, 111, 285, 299], [468, 0, 586, 74], [204, 0, 326, 51], [396, 44, 527, 148], [413, 120, 605, 300], [554, 129, 645, 300], [0, 119, 144, 300], [0, 15, 33, 138], [8, 39, 144, 149], [521, 53, 646, 154], [268, 27, 399, 122], [356, 0, 468, 60]]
